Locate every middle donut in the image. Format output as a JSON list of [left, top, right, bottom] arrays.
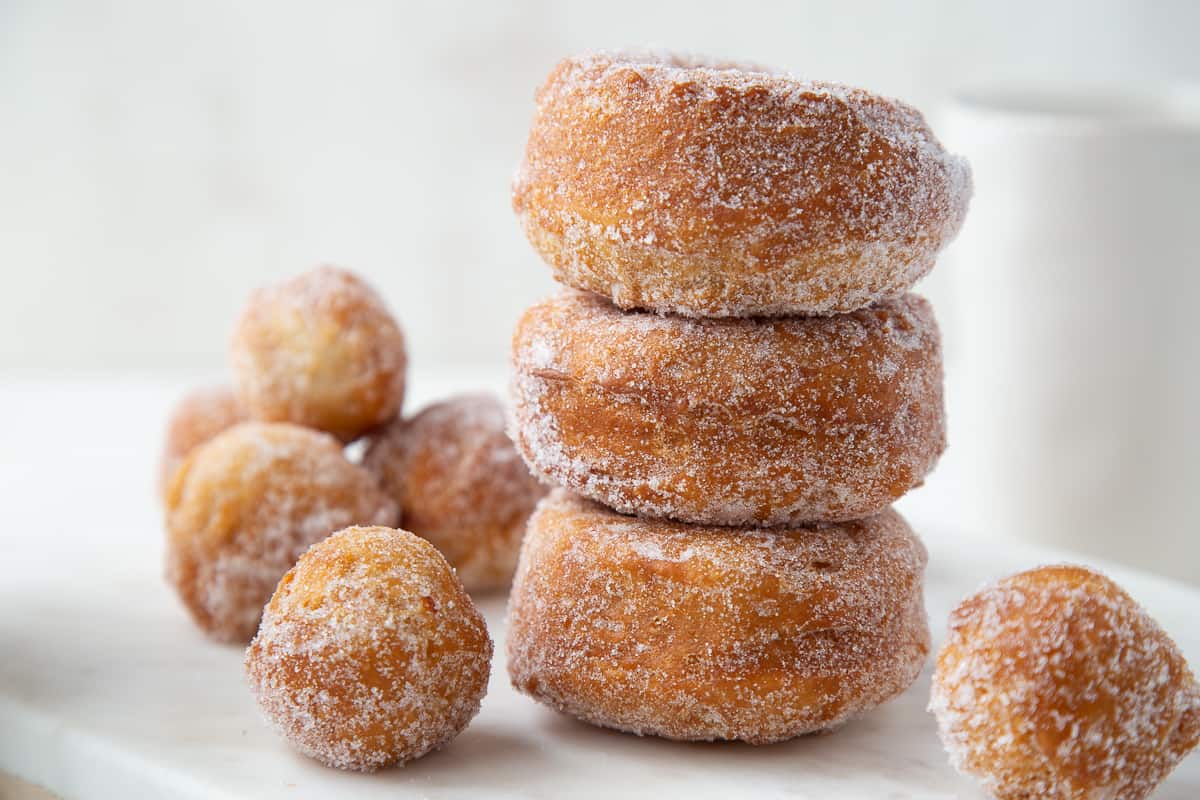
[[510, 288, 945, 526]]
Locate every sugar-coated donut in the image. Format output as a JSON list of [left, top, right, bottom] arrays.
[[363, 393, 547, 593], [158, 384, 244, 500], [510, 289, 944, 526], [245, 526, 492, 771], [930, 565, 1200, 800], [230, 266, 407, 442], [513, 51, 972, 317], [507, 490, 929, 743], [165, 422, 397, 643]]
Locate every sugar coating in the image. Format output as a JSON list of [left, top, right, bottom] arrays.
[[929, 564, 1200, 800], [230, 265, 407, 442], [165, 422, 398, 643], [363, 393, 548, 592], [245, 526, 492, 771], [507, 490, 930, 743], [158, 383, 245, 500], [513, 50, 972, 317], [510, 288, 945, 526]]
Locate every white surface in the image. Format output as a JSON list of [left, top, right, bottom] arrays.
[[1, 376, 1198, 799], [938, 89, 1200, 585], [3, 0, 1200, 372]]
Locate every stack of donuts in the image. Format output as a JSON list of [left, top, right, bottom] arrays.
[[505, 51, 972, 743]]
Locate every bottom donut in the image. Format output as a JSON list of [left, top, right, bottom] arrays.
[[506, 490, 930, 743]]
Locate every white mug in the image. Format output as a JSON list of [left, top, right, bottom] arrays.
[[936, 85, 1200, 584]]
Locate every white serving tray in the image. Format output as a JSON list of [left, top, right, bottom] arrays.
[[2, 377, 1197, 799]]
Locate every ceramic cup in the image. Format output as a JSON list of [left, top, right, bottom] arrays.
[[937, 84, 1200, 584]]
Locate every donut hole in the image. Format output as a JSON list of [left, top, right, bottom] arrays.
[[164, 422, 398, 643], [245, 526, 492, 771], [930, 565, 1200, 800], [361, 394, 547, 593], [274, 570, 295, 593]]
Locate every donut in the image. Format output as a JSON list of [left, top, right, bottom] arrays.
[[165, 422, 397, 643], [158, 384, 244, 500], [363, 393, 547, 593], [245, 525, 492, 771], [510, 288, 944, 526], [230, 265, 407, 442], [512, 51, 972, 317], [930, 564, 1200, 800], [507, 490, 930, 743]]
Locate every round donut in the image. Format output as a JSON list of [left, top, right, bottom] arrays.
[[510, 288, 944, 526], [230, 265, 407, 442], [363, 393, 547, 593], [507, 490, 930, 743], [158, 384, 245, 500], [930, 565, 1200, 800], [512, 51, 972, 317], [165, 422, 398, 643], [245, 526, 492, 771]]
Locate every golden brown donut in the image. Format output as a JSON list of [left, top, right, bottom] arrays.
[[512, 51, 972, 317], [510, 289, 944, 526], [158, 384, 245, 500], [507, 490, 930, 743], [165, 422, 397, 643], [363, 393, 547, 593], [230, 266, 407, 442], [930, 564, 1200, 800], [245, 526, 492, 771]]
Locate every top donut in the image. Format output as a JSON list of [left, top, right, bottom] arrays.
[[513, 51, 972, 317]]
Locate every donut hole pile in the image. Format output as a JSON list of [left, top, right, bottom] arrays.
[[157, 266, 537, 769], [162, 265, 413, 643], [506, 50, 970, 743], [160, 266, 541, 619]]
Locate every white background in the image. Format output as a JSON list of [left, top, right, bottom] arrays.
[[3, 2, 1199, 585], [2, 0, 1199, 374]]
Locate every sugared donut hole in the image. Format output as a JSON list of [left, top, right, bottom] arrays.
[[158, 384, 245, 500], [244, 526, 493, 771], [362, 393, 547, 592], [230, 265, 407, 442], [930, 565, 1200, 800], [164, 421, 397, 643]]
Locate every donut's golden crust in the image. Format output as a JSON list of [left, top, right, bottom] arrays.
[[245, 526, 492, 771], [165, 422, 398, 643], [158, 384, 245, 500], [930, 565, 1200, 800], [363, 394, 548, 592], [513, 51, 972, 317], [507, 491, 930, 742], [230, 266, 407, 442], [511, 289, 944, 526]]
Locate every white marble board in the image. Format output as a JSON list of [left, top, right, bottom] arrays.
[[1, 377, 1197, 799]]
